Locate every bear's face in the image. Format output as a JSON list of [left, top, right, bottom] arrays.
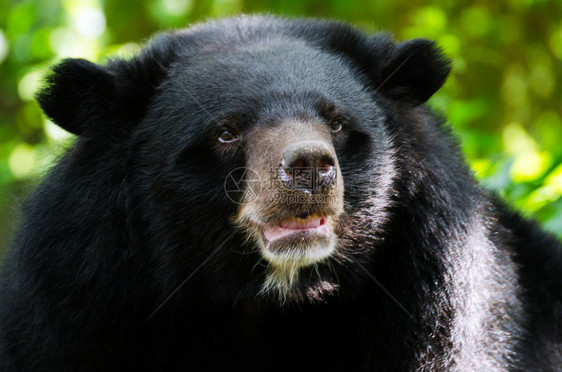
[[36, 16, 450, 303], [140, 40, 393, 297]]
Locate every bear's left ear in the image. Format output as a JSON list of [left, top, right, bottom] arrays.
[[371, 38, 451, 105], [304, 23, 451, 105]]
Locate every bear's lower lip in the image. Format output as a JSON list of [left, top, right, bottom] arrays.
[[263, 215, 330, 242]]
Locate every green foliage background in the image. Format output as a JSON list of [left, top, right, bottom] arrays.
[[0, 0, 561, 254]]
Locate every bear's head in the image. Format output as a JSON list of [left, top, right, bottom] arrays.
[[37, 16, 450, 304]]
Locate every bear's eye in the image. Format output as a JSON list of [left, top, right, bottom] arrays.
[[218, 126, 241, 144], [329, 117, 344, 134]]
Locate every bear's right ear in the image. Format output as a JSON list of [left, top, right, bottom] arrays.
[[36, 58, 119, 136], [36, 41, 174, 138]]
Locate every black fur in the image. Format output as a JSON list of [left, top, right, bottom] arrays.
[[0, 15, 561, 371]]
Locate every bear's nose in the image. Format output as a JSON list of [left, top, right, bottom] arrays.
[[279, 140, 337, 193]]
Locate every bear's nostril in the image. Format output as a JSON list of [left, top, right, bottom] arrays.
[[317, 155, 334, 172]]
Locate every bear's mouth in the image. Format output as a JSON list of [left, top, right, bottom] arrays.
[[260, 213, 336, 267], [263, 214, 330, 242]]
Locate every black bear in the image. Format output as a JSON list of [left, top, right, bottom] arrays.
[[0, 15, 561, 371]]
